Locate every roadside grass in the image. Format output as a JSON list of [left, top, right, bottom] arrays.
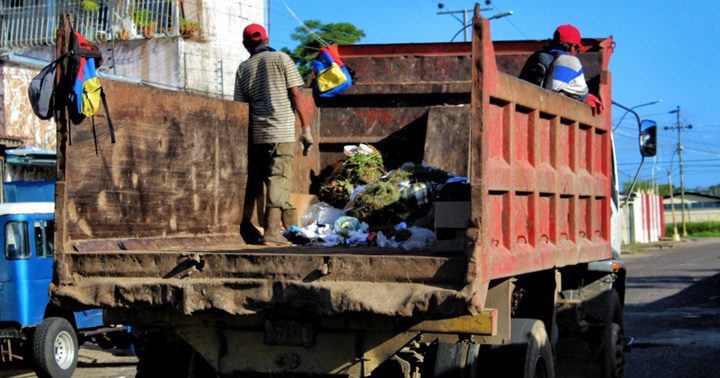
[[665, 221, 720, 238], [622, 242, 657, 255]]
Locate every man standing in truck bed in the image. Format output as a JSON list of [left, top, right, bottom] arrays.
[[234, 23, 314, 246]]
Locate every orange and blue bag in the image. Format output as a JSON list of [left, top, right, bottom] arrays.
[[66, 29, 115, 145]]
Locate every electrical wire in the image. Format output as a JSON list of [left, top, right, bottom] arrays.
[[277, 0, 329, 47], [491, 2, 529, 39]]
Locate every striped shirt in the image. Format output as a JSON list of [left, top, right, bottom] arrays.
[[234, 50, 304, 144], [547, 49, 589, 100]]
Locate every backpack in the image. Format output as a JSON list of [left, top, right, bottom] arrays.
[[65, 28, 115, 146], [519, 50, 560, 88], [311, 45, 353, 98], [28, 56, 64, 120]]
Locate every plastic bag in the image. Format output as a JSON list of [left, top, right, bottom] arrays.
[[302, 202, 345, 227], [401, 227, 437, 251], [343, 143, 378, 157], [334, 216, 369, 238], [376, 231, 399, 248]]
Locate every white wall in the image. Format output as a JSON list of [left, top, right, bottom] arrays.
[[180, 0, 265, 99], [110, 38, 180, 89], [664, 209, 720, 224]]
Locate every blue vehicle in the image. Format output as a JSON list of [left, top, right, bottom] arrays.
[[0, 202, 127, 377]]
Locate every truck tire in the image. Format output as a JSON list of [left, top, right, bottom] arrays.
[[478, 319, 554, 378], [598, 290, 624, 378], [511, 319, 555, 378], [601, 322, 624, 378], [32, 317, 78, 378]]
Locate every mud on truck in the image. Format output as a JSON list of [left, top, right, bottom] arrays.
[[49, 7, 656, 378]]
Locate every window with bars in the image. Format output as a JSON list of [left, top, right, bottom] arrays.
[[0, 0, 181, 49]]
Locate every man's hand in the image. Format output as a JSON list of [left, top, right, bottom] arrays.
[[300, 127, 314, 156], [584, 94, 604, 116]]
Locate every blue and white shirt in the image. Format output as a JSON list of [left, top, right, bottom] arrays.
[[546, 49, 589, 100]]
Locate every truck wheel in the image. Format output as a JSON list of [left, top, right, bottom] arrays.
[[512, 319, 555, 378], [599, 290, 624, 378], [478, 319, 554, 378], [32, 317, 78, 378], [602, 322, 624, 378]]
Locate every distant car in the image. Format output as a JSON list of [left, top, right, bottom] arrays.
[[0, 202, 129, 378]]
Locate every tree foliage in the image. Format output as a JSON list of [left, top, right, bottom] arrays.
[[281, 20, 365, 78]]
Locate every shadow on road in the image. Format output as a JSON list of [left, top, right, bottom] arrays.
[[626, 271, 720, 311], [625, 271, 720, 378]]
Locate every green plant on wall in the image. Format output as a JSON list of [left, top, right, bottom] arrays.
[[81, 0, 101, 12], [179, 17, 201, 37], [133, 9, 156, 27], [133, 9, 157, 38]]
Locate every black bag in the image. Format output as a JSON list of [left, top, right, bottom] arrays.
[[519, 51, 559, 88], [28, 56, 64, 120]]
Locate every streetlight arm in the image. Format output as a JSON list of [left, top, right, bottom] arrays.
[[450, 11, 514, 42], [612, 100, 661, 132], [612, 101, 641, 128]]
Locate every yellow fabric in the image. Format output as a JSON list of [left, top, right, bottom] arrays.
[[81, 77, 102, 117], [316, 63, 347, 92]]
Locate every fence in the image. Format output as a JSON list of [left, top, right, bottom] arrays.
[[622, 191, 665, 244], [0, 0, 181, 49]]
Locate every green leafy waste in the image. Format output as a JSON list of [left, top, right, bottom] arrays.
[[319, 151, 386, 208], [348, 164, 451, 232]]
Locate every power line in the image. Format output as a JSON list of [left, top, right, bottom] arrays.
[[491, 2, 529, 38]]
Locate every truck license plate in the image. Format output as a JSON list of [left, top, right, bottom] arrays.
[[264, 319, 315, 348]]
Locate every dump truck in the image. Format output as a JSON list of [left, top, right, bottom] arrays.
[[49, 8, 655, 378]]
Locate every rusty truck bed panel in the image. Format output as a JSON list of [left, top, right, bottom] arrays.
[[59, 80, 249, 241], [53, 15, 614, 317], [53, 277, 472, 316]]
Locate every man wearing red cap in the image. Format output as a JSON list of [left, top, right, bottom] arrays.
[[234, 23, 313, 246], [521, 24, 603, 115]]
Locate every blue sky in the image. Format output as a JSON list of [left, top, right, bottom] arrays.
[[268, 0, 720, 189]]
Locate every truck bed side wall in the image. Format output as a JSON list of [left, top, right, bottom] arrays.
[[54, 80, 249, 280]]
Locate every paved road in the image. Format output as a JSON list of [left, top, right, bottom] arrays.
[[623, 238, 720, 378], [3, 238, 718, 378], [0, 344, 136, 378]]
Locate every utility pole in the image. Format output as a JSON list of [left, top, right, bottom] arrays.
[[667, 168, 680, 241], [665, 106, 692, 237]]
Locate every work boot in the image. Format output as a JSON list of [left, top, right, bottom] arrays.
[[282, 208, 298, 230], [263, 208, 291, 246]]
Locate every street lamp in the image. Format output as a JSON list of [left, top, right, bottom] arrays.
[[613, 99, 662, 132], [450, 11, 514, 42]]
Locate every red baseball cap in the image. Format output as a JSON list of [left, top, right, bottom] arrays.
[[554, 24, 588, 52], [243, 23, 268, 42]]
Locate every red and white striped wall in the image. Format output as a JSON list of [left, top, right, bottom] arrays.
[[622, 191, 665, 244]]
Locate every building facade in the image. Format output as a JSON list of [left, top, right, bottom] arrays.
[[0, 0, 265, 152], [664, 192, 720, 224]]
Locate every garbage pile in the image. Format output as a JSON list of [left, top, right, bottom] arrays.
[[319, 144, 386, 208], [286, 145, 470, 252]]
